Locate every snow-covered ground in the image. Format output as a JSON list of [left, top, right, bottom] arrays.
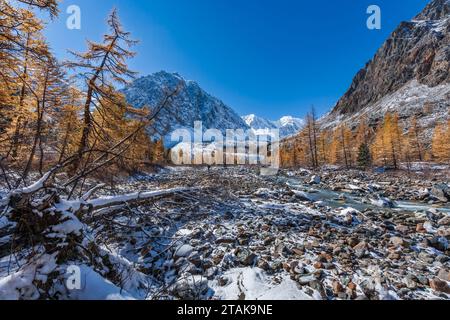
[[1, 166, 449, 300]]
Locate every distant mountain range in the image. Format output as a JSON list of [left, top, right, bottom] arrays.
[[123, 71, 305, 146], [242, 114, 305, 138]]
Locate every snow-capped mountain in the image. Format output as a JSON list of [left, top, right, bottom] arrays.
[[122, 71, 249, 146], [322, 0, 450, 134], [243, 114, 305, 138]]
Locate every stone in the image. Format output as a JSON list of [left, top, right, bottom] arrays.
[[263, 236, 275, 246], [218, 276, 229, 287], [416, 223, 426, 233], [298, 274, 317, 285], [347, 282, 357, 291], [348, 237, 360, 248], [395, 225, 409, 234], [404, 275, 418, 289], [309, 280, 327, 299], [418, 252, 435, 264], [429, 278, 450, 294], [291, 262, 306, 275], [174, 244, 194, 258], [332, 281, 344, 295], [437, 269, 450, 281], [425, 236, 448, 252], [388, 252, 401, 260], [353, 241, 368, 250], [430, 184, 450, 202], [215, 237, 235, 245], [236, 249, 257, 266], [437, 227, 450, 237], [292, 247, 304, 256], [313, 262, 323, 269], [188, 253, 202, 267], [390, 237, 404, 247], [438, 216, 450, 226], [257, 259, 270, 271], [310, 175, 321, 184], [212, 251, 225, 265], [271, 261, 283, 272], [172, 276, 209, 300]]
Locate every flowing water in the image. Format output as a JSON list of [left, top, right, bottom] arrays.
[[284, 178, 450, 214]]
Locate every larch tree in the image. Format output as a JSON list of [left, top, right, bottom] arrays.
[[432, 121, 450, 163], [55, 87, 83, 164], [317, 129, 332, 165], [21, 55, 67, 180], [304, 110, 319, 169], [65, 9, 138, 172], [2, 7, 50, 166], [371, 112, 404, 169], [334, 124, 352, 168], [406, 116, 423, 162], [90, 91, 151, 174]]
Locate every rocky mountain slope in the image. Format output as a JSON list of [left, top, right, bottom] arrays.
[[323, 0, 450, 132], [243, 114, 305, 138], [122, 71, 249, 146]]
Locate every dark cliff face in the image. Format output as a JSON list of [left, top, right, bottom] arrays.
[[331, 0, 450, 116]]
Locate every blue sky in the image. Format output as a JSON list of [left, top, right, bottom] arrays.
[[43, 0, 430, 119]]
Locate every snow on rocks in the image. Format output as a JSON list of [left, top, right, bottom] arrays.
[[211, 267, 317, 300], [309, 175, 321, 185], [174, 244, 194, 258], [1, 166, 449, 300]]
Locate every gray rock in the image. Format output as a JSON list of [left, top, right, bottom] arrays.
[[236, 249, 257, 266], [172, 276, 209, 300]]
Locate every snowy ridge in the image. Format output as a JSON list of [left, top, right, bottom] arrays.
[[243, 114, 305, 138], [122, 71, 249, 147], [322, 80, 450, 135]]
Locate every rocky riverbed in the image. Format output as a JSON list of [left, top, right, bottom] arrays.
[[4, 166, 447, 300], [83, 166, 449, 300]]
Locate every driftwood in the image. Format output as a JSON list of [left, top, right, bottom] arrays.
[[87, 188, 191, 210]]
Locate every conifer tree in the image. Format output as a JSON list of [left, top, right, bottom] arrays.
[[406, 116, 423, 162], [432, 121, 450, 163], [357, 143, 372, 169], [370, 112, 404, 169], [66, 9, 138, 170]]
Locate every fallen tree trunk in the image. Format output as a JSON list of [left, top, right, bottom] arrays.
[[0, 171, 195, 299], [87, 187, 191, 209]]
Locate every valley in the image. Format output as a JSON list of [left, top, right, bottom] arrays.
[[0, 0, 449, 302]]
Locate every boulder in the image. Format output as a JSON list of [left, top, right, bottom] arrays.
[[431, 184, 450, 202]]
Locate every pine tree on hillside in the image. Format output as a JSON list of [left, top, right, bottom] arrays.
[[357, 143, 372, 169]]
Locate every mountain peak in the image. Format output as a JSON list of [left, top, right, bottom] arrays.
[[243, 114, 305, 138], [123, 72, 248, 146], [414, 0, 450, 21]]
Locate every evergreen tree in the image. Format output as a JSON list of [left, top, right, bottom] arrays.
[[357, 143, 372, 169]]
